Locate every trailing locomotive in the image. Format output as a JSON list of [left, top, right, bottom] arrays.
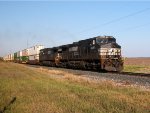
[[39, 36, 123, 72]]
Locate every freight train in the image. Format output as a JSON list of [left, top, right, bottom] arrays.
[[3, 36, 123, 72]]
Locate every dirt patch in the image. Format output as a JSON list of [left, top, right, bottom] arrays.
[[124, 57, 150, 66]]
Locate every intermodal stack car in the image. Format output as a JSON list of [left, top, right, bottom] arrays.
[[3, 45, 44, 64]]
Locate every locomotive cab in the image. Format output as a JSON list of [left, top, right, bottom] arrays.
[[96, 36, 123, 72]]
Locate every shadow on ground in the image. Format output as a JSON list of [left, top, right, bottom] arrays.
[[0, 97, 16, 113]]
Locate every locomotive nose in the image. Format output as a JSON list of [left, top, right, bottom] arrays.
[[103, 58, 123, 72]]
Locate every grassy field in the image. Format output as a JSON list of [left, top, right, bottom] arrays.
[[0, 62, 150, 113], [123, 65, 150, 73], [123, 58, 150, 73]]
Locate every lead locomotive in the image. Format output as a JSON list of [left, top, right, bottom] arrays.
[[39, 36, 123, 72]]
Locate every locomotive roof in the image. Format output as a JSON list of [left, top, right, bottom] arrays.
[[40, 36, 116, 51], [96, 36, 114, 39], [78, 36, 115, 42]]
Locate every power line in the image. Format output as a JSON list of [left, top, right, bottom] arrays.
[[119, 22, 150, 32], [78, 8, 150, 34]]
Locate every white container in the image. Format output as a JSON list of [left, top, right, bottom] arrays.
[[8, 54, 13, 61], [29, 55, 39, 60], [3, 55, 8, 61], [17, 51, 22, 57], [28, 45, 44, 64], [3, 54, 10, 61], [10, 54, 14, 61], [22, 49, 29, 56], [8, 54, 10, 61], [28, 45, 44, 56], [3, 56, 7, 61]]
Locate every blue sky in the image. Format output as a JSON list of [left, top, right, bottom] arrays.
[[0, 1, 150, 57]]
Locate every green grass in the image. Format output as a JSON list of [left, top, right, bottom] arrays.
[[124, 65, 150, 73], [0, 62, 150, 113]]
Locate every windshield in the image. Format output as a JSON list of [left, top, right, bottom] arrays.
[[96, 37, 116, 44], [107, 38, 116, 43], [96, 38, 107, 44]]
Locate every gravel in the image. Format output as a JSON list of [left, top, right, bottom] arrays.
[[27, 65, 150, 89]]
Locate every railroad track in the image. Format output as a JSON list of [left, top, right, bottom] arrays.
[[109, 71, 150, 77], [26, 64, 150, 89]]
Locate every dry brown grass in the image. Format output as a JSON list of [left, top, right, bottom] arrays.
[[30, 65, 149, 91], [0, 62, 150, 113]]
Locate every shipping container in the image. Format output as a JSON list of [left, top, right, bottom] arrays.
[[3, 54, 11, 61], [10, 54, 14, 61], [17, 51, 22, 57], [7, 54, 13, 61], [28, 45, 44, 56], [21, 49, 29, 63], [8, 54, 11, 61], [16, 51, 22, 62], [3, 55, 8, 61], [3, 56, 6, 61], [22, 49, 28, 56], [14, 52, 17, 62], [28, 45, 44, 64]]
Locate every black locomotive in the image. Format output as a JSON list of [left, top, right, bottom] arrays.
[[39, 36, 123, 72]]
